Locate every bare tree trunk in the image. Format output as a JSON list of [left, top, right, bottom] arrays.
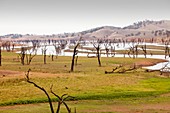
[[97, 48, 101, 67], [21, 47, 25, 65], [25, 69, 54, 113], [42, 46, 47, 64], [71, 45, 78, 72], [164, 42, 169, 59], [26, 69, 74, 113], [106, 49, 109, 57], [12, 44, 15, 52], [142, 44, 147, 58], [56, 102, 61, 113], [92, 38, 102, 67], [71, 37, 82, 72], [144, 44, 147, 58], [135, 45, 138, 58], [26, 54, 36, 65], [26, 54, 29, 65], [44, 51, 47, 64], [104, 40, 109, 57]]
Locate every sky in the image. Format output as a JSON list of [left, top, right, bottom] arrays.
[[0, 0, 170, 35]]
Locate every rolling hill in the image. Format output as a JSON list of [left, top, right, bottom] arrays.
[[1, 20, 170, 40], [81, 20, 170, 39]]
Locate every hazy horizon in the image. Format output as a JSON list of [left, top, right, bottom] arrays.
[[0, 0, 170, 35]]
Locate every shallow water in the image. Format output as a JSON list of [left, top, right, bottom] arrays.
[[13, 42, 170, 71]]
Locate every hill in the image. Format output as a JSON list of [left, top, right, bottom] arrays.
[[81, 20, 170, 39], [1, 20, 170, 40]]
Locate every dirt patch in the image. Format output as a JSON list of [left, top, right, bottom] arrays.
[[28, 72, 64, 78], [0, 70, 21, 77], [0, 69, 67, 79], [135, 59, 167, 67], [82, 102, 170, 113], [160, 93, 170, 97]]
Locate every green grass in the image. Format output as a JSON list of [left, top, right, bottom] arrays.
[[1, 97, 170, 113], [1, 51, 170, 112]]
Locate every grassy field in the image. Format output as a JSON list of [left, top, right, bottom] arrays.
[[0, 51, 170, 112]]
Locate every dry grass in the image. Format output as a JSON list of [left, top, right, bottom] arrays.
[[0, 51, 170, 113]]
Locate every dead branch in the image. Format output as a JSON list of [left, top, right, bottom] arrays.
[[92, 38, 102, 67], [105, 64, 138, 74], [25, 69, 54, 113], [71, 37, 82, 72], [105, 65, 122, 74], [25, 69, 76, 113], [50, 85, 72, 113]]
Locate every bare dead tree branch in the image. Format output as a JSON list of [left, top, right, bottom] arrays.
[[20, 47, 26, 65], [25, 69, 55, 113], [104, 39, 110, 57], [141, 44, 147, 58], [92, 38, 102, 67], [105, 64, 138, 74], [70, 37, 82, 72], [42, 44, 47, 64], [50, 85, 72, 113], [26, 49, 37, 65]]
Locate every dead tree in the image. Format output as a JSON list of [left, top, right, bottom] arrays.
[[25, 69, 54, 113], [2, 41, 11, 52], [129, 41, 137, 59], [0, 46, 1, 66], [128, 45, 135, 59], [135, 45, 138, 58], [70, 37, 82, 72], [128, 41, 139, 59], [104, 39, 110, 57], [53, 40, 61, 56], [19, 47, 26, 65], [109, 39, 115, 57], [25, 69, 74, 113], [105, 65, 123, 74], [141, 44, 147, 58], [92, 38, 102, 67], [26, 49, 37, 65], [50, 85, 73, 113], [12, 43, 15, 52], [59, 40, 67, 50], [105, 64, 137, 74], [110, 45, 115, 57], [31, 40, 40, 52], [42, 45, 47, 64], [51, 54, 54, 61], [127, 50, 131, 58], [164, 41, 170, 59]]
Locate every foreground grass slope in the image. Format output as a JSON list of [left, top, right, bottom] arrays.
[[0, 51, 170, 112]]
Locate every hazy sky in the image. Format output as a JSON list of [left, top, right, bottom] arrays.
[[0, 0, 170, 35]]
